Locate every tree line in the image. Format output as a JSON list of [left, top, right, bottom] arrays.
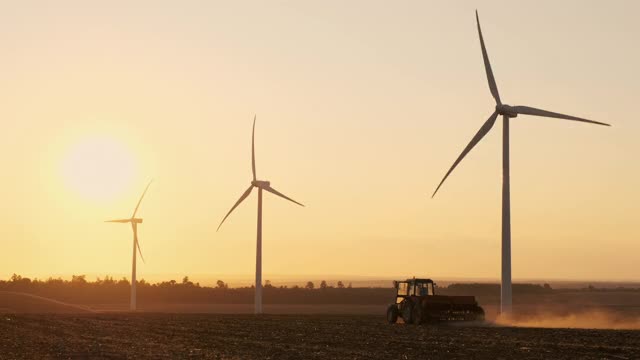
[[1, 274, 636, 305], [0, 274, 384, 305]]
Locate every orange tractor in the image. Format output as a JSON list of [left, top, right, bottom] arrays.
[[386, 278, 485, 324]]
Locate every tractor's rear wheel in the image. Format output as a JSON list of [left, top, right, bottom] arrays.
[[401, 301, 414, 324], [386, 304, 399, 324], [412, 303, 424, 325]]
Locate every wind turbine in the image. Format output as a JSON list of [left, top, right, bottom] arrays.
[[432, 11, 610, 315], [217, 116, 304, 314], [106, 180, 153, 311]]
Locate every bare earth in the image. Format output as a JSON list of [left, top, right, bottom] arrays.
[[0, 314, 638, 359]]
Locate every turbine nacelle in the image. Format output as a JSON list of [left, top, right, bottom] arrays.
[[496, 104, 518, 118], [252, 180, 271, 188], [105, 218, 143, 224]]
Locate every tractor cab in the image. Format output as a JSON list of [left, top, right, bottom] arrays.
[[393, 278, 435, 303]]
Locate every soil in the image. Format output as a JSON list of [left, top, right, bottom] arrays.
[[0, 314, 638, 359]]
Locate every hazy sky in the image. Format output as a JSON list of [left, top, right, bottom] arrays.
[[1, 1, 638, 283]]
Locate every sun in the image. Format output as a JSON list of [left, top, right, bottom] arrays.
[[61, 135, 138, 201]]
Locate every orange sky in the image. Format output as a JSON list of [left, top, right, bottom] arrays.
[[0, 1, 638, 284]]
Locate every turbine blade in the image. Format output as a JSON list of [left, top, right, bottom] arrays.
[[105, 219, 131, 223], [132, 180, 154, 218], [134, 231, 145, 264], [217, 185, 254, 231], [252, 115, 257, 181], [476, 10, 501, 105], [512, 105, 610, 126], [262, 185, 304, 207], [432, 111, 499, 197]]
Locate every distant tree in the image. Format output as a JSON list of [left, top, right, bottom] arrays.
[[46, 277, 64, 285], [182, 276, 194, 286], [337, 281, 345, 289], [71, 275, 87, 284], [543, 283, 552, 290], [264, 280, 273, 288], [347, 282, 352, 289], [305, 281, 315, 290], [216, 280, 228, 289], [320, 280, 328, 289], [9, 274, 31, 289]]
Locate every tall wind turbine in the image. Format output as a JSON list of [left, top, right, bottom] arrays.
[[432, 11, 610, 315], [106, 180, 153, 311], [217, 116, 304, 314]]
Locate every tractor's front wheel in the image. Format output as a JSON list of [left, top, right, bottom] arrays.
[[386, 304, 399, 324], [401, 301, 414, 324]]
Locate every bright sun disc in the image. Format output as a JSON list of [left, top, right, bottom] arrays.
[[61, 135, 137, 201]]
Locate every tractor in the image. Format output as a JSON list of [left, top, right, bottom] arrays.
[[386, 278, 485, 324]]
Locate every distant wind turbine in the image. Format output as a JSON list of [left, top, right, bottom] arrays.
[[217, 116, 304, 314], [106, 180, 153, 311], [432, 11, 610, 314]]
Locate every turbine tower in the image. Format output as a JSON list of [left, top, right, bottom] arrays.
[[106, 180, 153, 311], [217, 116, 304, 314], [432, 11, 610, 315]]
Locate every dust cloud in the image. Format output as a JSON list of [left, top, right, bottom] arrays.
[[494, 310, 640, 330]]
